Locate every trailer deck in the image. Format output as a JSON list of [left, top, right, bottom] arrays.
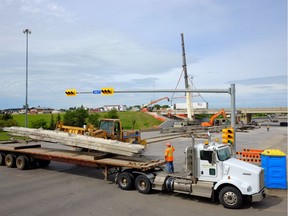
[[0, 142, 165, 180]]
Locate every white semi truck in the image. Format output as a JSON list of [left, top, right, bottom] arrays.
[[116, 137, 266, 209]]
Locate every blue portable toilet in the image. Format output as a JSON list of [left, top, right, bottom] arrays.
[[261, 149, 287, 189]]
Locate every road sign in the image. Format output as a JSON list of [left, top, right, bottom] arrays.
[[93, 90, 101, 94], [101, 87, 114, 95], [65, 89, 77, 96]]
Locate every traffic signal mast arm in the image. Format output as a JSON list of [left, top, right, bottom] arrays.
[[69, 88, 232, 94], [65, 84, 237, 153]]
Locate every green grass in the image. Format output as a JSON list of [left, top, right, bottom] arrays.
[[0, 131, 11, 141], [12, 113, 64, 128], [116, 111, 162, 130]]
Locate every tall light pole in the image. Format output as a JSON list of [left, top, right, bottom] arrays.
[[23, 29, 31, 128]]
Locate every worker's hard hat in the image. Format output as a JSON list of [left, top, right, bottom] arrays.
[[166, 143, 171, 147]]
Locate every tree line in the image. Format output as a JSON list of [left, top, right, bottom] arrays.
[[0, 108, 119, 130]]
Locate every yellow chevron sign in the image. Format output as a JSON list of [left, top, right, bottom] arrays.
[[65, 89, 77, 96], [101, 87, 114, 95]]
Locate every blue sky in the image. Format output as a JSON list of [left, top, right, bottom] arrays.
[[0, 0, 287, 109]]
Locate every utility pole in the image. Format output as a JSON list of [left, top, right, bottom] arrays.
[[181, 33, 193, 120], [23, 28, 31, 128], [230, 84, 236, 154]]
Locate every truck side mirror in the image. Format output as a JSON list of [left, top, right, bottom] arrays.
[[207, 151, 217, 164], [211, 151, 217, 165]]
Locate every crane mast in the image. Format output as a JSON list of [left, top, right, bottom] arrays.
[[181, 33, 193, 120]]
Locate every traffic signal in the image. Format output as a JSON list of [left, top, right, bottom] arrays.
[[101, 87, 114, 95], [65, 89, 77, 96], [222, 127, 234, 144]]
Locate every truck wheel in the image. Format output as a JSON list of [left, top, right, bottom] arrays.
[[117, 172, 134, 190], [0, 153, 6, 166], [219, 186, 243, 209], [16, 156, 29, 170], [135, 175, 151, 194], [5, 154, 16, 168]]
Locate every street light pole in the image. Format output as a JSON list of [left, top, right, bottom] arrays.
[[23, 29, 31, 128]]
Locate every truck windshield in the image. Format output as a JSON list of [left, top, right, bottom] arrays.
[[217, 147, 232, 161]]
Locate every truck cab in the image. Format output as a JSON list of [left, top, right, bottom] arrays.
[[116, 138, 265, 209], [183, 141, 265, 208], [195, 142, 232, 182]]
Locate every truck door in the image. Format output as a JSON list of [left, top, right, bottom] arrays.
[[199, 150, 218, 181]]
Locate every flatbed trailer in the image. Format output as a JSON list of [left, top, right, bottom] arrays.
[[0, 140, 265, 209], [0, 142, 165, 180]]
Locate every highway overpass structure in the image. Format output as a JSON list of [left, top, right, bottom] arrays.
[[164, 107, 287, 124]]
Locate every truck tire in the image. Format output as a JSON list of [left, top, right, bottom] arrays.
[[16, 156, 29, 170], [135, 175, 151, 194], [117, 172, 134, 190], [5, 154, 16, 168], [0, 153, 6, 166], [219, 186, 243, 209]]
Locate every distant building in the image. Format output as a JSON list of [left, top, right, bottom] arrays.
[[29, 108, 38, 114], [89, 107, 104, 113], [30, 106, 53, 114], [103, 105, 127, 112], [172, 102, 208, 110], [131, 106, 140, 111], [2, 108, 22, 114]]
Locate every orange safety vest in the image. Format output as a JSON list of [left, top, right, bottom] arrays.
[[165, 146, 175, 162]]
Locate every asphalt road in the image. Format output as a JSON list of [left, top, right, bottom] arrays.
[[0, 123, 287, 216]]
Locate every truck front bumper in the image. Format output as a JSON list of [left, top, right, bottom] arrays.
[[252, 188, 266, 202]]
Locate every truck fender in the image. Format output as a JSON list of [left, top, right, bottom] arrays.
[[214, 178, 249, 195]]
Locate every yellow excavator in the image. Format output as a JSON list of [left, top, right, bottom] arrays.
[[56, 118, 146, 145], [201, 109, 227, 127]]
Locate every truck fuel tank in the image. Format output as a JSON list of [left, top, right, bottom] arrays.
[[165, 176, 193, 194]]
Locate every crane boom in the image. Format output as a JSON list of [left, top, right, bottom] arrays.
[[141, 97, 170, 109]]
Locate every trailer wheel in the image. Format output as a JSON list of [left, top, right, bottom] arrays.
[[37, 159, 51, 167], [5, 154, 16, 168], [117, 172, 134, 190], [219, 186, 243, 209], [0, 153, 6, 166], [135, 175, 151, 194], [16, 156, 29, 170]]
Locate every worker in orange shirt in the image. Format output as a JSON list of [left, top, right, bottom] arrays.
[[164, 142, 175, 174]]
